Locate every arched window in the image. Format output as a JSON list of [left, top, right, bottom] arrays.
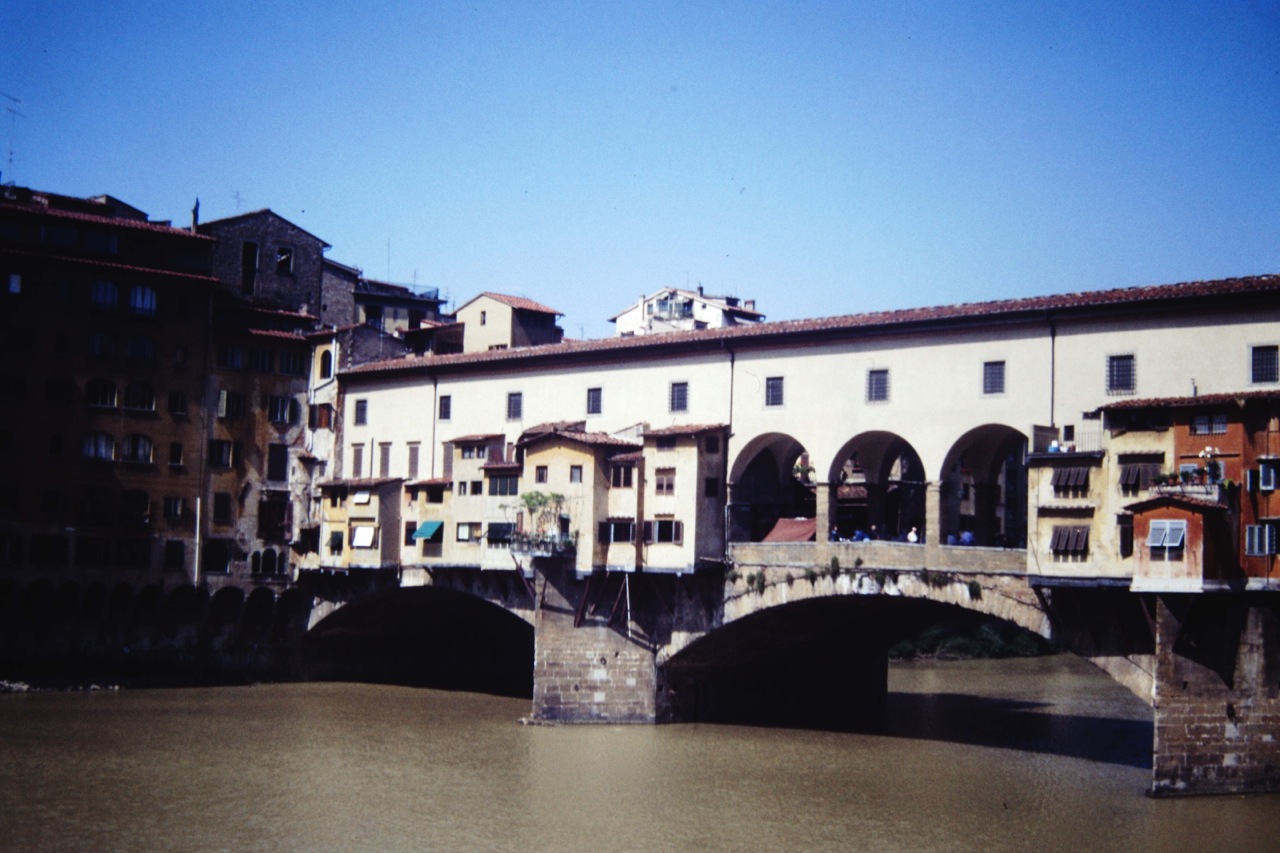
[[121, 434, 153, 464], [261, 548, 278, 575], [123, 381, 155, 411], [251, 551, 262, 574], [125, 335, 156, 363], [90, 280, 117, 309], [82, 431, 115, 460], [319, 349, 333, 379], [85, 378, 116, 408], [128, 286, 157, 317]]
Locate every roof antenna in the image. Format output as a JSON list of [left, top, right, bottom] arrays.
[[2, 92, 26, 185]]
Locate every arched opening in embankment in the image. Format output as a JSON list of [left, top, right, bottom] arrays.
[[301, 586, 534, 697]]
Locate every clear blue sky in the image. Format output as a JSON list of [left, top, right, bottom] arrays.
[[4, 1, 1278, 338]]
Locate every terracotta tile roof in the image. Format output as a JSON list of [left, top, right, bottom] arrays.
[[197, 208, 331, 248], [645, 423, 727, 437], [0, 245, 220, 283], [482, 460, 522, 470], [609, 450, 645, 463], [521, 429, 641, 449], [248, 328, 307, 341], [342, 274, 1280, 379], [520, 421, 587, 439], [406, 477, 451, 487], [1103, 390, 1280, 410], [0, 200, 217, 239], [467, 291, 562, 315], [318, 477, 401, 489], [448, 433, 504, 444], [304, 323, 365, 340], [1123, 494, 1227, 513]]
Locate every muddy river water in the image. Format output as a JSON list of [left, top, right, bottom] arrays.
[[1, 655, 1275, 852]]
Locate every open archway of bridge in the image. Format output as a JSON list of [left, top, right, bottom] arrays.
[[301, 586, 534, 697], [728, 432, 814, 541], [826, 431, 926, 541], [938, 425, 1028, 548], [660, 596, 1048, 730]]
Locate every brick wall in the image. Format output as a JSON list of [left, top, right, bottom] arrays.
[[1152, 595, 1280, 795]]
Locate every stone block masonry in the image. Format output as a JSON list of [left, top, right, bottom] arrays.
[[1152, 595, 1280, 795], [530, 566, 658, 723]]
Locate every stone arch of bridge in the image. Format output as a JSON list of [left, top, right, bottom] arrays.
[[825, 431, 927, 542], [937, 424, 1029, 548], [727, 431, 813, 541], [659, 590, 1050, 729], [303, 584, 534, 694]]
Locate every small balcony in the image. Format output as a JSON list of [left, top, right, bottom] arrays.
[[511, 530, 578, 558]]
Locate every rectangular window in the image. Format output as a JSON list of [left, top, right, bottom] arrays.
[[867, 369, 889, 402], [1107, 354, 1136, 395], [379, 442, 392, 477], [983, 361, 1005, 395], [278, 351, 306, 376], [354, 399, 368, 425], [276, 246, 294, 275], [1050, 525, 1089, 560], [215, 345, 244, 369], [656, 436, 676, 451], [569, 465, 583, 484], [598, 520, 634, 544], [169, 442, 184, 467], [655, 468, 675, 495], [267, 395, 294, 424], [456, 481, 468, 496], [456, 522, 482, 542], [249, 348, 274, 372], [610, 465, 634, 488], [309, 403, 334, 430], [351, 444, 364, 479], [535, 465, 548, 484], [1147, 519, 1186, 561], [646, 519, 683, 544], [439, 395, 451, 420], [1050, 466, 1090, 498], [217, 390, 245, 419], [704, 434, 720, 454], [164, 540, 185, 571], [507, 392, 523, 420], [207, 440, 233, 468], [587, 387, 602, 415], [240, 242, 258, 295], [669, 381, 689, 412], [407, 443, 420, 480], [704, 477, 721, 498], [213, 492, 232, 524], [1252, 345, 1279, 384], [488, 475, 519, 496], [1246, 524, 1277, 556], [163, 497, 185, 521], [7, 273, 21, 294], [267, 444, 288, 482], [1191, 414, 1229, 435], [350, 525, 377, 549], [168, 391, 187, 415], [765, 376, 784, 407]]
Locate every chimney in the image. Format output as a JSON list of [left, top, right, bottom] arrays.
[[745, 299, 755, 311], [191, 198, 200, 232]]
